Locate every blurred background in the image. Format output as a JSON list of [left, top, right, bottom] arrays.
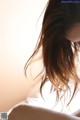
[[0, 0, 80, 114], [0, 0, 47, 111]]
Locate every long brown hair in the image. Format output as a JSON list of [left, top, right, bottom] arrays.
[[24, 0, 80, 106]]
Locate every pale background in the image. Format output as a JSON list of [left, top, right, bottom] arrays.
[[0, 0, 80, 114], [0, 0, 47, 112]]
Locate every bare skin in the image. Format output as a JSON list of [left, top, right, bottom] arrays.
[[65, 23, 80, 42], [8, 105, 80, 120], [72, 110, 80, 118]]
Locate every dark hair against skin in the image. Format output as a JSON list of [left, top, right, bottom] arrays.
[[24, 0, 80, 107]]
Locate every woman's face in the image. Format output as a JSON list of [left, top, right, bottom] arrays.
[[65, 23, 80, 42]]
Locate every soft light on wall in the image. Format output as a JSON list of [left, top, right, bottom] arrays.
[[0, 0, 47, 111]]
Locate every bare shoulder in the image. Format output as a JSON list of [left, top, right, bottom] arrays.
[[8, 104, 80, 120], [8, 105, 28, 120]]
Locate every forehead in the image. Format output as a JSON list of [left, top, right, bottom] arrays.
[[65, 23, 80, 42]]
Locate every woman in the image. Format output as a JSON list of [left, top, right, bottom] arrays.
[[8, 0, 80, 120]]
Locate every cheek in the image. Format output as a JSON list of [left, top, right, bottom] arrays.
[[65, 26, 80, 42]]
